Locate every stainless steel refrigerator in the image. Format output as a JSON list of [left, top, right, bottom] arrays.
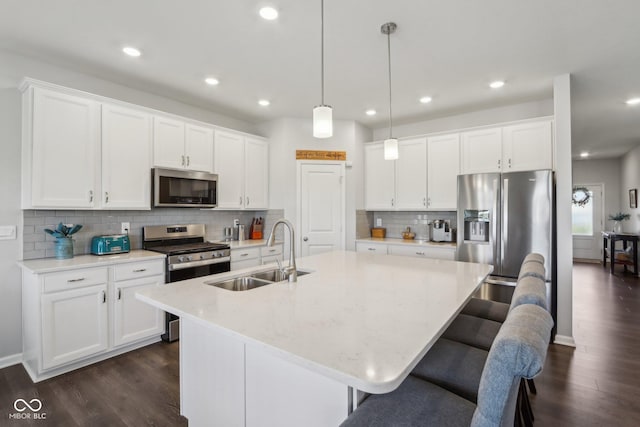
[[457, 170, 553, 286]]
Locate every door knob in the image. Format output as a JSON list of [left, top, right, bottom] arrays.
[[303, 237, 308, 241]]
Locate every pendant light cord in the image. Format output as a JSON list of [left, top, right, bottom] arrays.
[[321, 0, 325, 106], [386, 29, 393, 139]]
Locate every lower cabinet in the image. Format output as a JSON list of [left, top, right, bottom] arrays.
[[356, 241, 455, 260], [230, 244, 284, 271], [22, 258, 165, 381], [355, 242, 389, 254]]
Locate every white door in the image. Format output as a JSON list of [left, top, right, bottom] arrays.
[[572, 184, 604, 260], [31, 87, 100, 208], [395, 138, 428, 210], [153, 116, 185, 169], [502, 120, 553, 172], [427, 133, 460, 209], [101, 104, 152, 209], [214, 130, 245, 209], [460, 127, 502, 174], [244, 137, 269, 209], [185, 123, 214, 172], [112, 276, 164, 347], [364, 143, 395, 210], [298, 162, 345, 257], [41, 284, 109, 369]]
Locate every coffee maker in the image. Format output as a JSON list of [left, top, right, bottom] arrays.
[[430, 219, 455, 242]]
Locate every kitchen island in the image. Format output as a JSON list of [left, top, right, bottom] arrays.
[[136, 250, 492, 427]]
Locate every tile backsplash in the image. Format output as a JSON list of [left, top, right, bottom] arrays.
[[23, 208, 285, 260], [356, 211, 457, 240]]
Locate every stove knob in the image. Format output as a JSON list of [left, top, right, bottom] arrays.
[[178, 256, 186, 263], [200, 254, 205, 260], [187, 255, 193, 262]]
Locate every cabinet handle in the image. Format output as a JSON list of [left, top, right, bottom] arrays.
[[368, 248, 376, 251], [181, 155, 185, 166], [240, 253, 249, 257], [187, 156, 190, 166], [427, 197, 431, 207], [269, 249, 276, 253], [133, 268, 147, 273], [508, 158, 512, 168], [102, 290, 106, 303], [416, 251, 425, 256], [391, 198, 395, 207], [239, 196, 243, 205], [117, 288, 122, 300], [67, 277, 85, 283], [105, 191, 109, 203], [423, 197, 426, 206], [497, 159, 501, 169], [89, 190, 94, 202], [246, 197, 249, 206]]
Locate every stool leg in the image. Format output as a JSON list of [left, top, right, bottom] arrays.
[[519, 380, 534, 427], [527, 378, 537, 395]]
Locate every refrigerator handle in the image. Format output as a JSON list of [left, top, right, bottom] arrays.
[[501, 178, 509, 272], [492, 177, 500, 272]]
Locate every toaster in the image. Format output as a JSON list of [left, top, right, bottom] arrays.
[[91, 234, 131, 255]]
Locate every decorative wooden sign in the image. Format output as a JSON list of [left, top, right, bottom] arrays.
[[295, 150, 347, 161]]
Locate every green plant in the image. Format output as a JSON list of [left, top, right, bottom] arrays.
[[44, 222, 83, 239], [608, 212, 631, 221]]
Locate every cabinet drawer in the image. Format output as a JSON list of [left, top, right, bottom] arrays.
[[231, 258, 261, 271], [43, 267, 109, 293], [260, 245, 283, 258], [355, 242, 388, 254], [388, 245, 456, 260], [112, 260, 165, 282], [231, 247, 260, 262]]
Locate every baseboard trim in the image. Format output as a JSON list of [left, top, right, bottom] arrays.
[[554, 334, 576, 347], [0, 353, 23, 369]]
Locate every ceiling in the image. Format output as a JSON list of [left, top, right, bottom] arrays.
[[1, 0, 639, 158]]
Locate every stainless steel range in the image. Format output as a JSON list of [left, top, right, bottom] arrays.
[[143, 224, 230, 341]]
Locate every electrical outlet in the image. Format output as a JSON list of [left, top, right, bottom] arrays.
[[121, 222, 130, 234], [233, 219, 239, 227], [376, 218, 382, 227]]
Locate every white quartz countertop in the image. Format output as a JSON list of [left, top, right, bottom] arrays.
[[18, 250, 166, 273], [136, 250, 491, 394], [356, 237, 456, 248], [210, 239, 283, 249]]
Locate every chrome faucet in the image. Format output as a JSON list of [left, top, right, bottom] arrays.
[[267, 218, 297, 282]]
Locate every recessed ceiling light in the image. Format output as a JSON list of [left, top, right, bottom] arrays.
[[205, 77, 219, 86], [419, 96, 432, 104], [258, 99, 270, 107], [580, 152, 590, 158], [626, 97, 640, 105], [122, 46, 141, 57], [365, 109, 377, 116], [259, 7, 279, 20], [489, 80, 505, 89]]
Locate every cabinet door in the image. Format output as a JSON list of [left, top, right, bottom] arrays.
[[153, 116, 185, 169], [364, 143, 395, 210], [101, 104, 152, 209], [502, 120, 553, 172], [460, 128, 502, 174], [185, 123, 214, 172], [231, 258, 261, 271], [388, 244, 456, 260], [244, 137, 269, 209], [31, 88, 100, 208], [41, 284, 108, 369], [355, 242, 388, 254], [214, 130, 245, 209], [427, 133, 460, 209], [112, 275, 164, 347], [395, 138, 428, 210]]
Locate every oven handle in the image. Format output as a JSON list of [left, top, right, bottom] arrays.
[[168, 257, 231, 271]]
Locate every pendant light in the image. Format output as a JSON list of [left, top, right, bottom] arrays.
[[313, 0, 333, 138], [381, 22, 398, 160]]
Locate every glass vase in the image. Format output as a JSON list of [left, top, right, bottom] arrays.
[[613, 221, 622, 234]]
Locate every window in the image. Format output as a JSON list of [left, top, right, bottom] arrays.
[[572, 190, 593, 236]]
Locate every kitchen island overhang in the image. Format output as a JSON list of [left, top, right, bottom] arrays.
[[137, 250, 492, 426]]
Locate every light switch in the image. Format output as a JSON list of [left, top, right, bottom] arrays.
[[0, 225, 16, 240]]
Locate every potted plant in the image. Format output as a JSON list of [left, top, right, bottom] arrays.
[[44, 222, 83, 259], [608, 212, 630, 233]]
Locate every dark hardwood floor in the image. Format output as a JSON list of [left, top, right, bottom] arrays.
[[1, 262, 638, 426], [0, 342, 186, 426], [530, 262, 640, 426]]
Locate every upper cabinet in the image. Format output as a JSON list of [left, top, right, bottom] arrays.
[[27, 87, 101, 208], [427, 133, 460, 210], [101, 104, 152, 209], [152, 117, 213, 172], [460, 120, 553, 174], [364, 143, 396, 210], [214, 130, 269, 210]]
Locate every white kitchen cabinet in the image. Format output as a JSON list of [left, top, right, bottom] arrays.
[[460, 127, 503, 174], [355, 242, 389, 254], [364, 143, 398, 210], [153, 117, 214, 172], [26, 87, 101, 208], [502, 120, 553, 172], [230, 244, 284, 270], [41, 282, 109, 370], [427, 133, 460, 209], [101, 104, 152, 209], [395, 138, 428, 210], [388, 244, 456, 260], [214, 130, 269, 210], [112, 275, 164, 347]]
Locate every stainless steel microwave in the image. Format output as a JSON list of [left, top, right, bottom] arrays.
[[153, 168, 218, 208]]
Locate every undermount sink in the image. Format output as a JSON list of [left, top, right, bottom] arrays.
[[205, 269, 311, 291]]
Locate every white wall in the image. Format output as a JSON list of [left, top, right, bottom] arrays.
[[259, 118, 372, 252], [620, 144, 640, 233], [372, 99, 554, 140], [0, 50, 259, 362], [573, 158, 622, 229]]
